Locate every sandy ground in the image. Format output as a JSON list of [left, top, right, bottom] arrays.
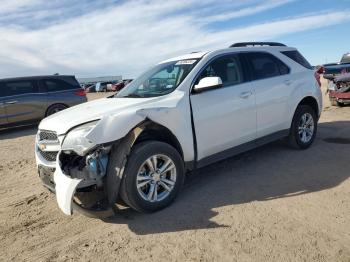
[[0, 79, 349, 262]]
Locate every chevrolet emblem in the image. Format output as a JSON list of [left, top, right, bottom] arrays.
[[39, 144, 46, 151]]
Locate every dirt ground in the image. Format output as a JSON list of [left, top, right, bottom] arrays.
[[0, 78, 349, 262]]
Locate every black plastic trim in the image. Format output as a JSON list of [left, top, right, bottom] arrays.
[[196, 129, 289, 168]]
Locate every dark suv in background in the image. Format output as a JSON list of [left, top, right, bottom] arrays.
[[0, 75, 87, 128]]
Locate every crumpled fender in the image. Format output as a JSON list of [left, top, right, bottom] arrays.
[[105, 125, 145, 208], [85, 91, 185, 146]]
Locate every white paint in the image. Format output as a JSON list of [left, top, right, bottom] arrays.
[[35, 45, 322, 216], [53, 159, 82, 215]]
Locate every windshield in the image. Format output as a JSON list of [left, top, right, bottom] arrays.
[[116, 59, 199, 98]]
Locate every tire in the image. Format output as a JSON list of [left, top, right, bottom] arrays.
[[119, 141, 185, 213], [46, 104, 67, 116], [287, 105, 317, 149]]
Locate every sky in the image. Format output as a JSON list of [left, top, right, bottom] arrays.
[[1, 0, 350, 79]]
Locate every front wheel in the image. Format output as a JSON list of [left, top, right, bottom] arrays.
[[287, 105, 317, 149], [119, 141, 185, 213]]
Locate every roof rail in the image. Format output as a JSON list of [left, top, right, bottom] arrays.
[[230, 42, 286, 47]]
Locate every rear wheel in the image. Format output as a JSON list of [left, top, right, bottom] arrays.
[[288, 105, 317, 149], [46, 104, 67, 116], [119, 141, 185, 213]]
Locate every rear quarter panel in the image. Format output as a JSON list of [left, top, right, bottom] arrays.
[[287, 70, 322, 125], [47, 89, 87, 109]]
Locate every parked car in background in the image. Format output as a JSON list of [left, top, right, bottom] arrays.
[[0, 75, 86, 128], [110, 81, 125, 91], [328, 73, 350, 106], [323, 52, 350, 80], [123, 79, 133, 85], [341, 52, 350, 63], [35, 42, 322, 217], [107, 80, 134, 92], [95, 82, 109, 92], [85, 84, 96, 93]]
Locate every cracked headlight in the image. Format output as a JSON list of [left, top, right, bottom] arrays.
[[62, 121, 99, 156]]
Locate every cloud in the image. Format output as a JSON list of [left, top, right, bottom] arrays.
[[200, 0, 296, 23], [0, 0, 349, 78]]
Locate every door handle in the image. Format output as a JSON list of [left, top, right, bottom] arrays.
[[239, 91, 253, 99], [284, 80, 292, 86], [5, 100, 18, 104]]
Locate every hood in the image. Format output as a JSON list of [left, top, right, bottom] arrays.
[[39, 96, 156, 135]]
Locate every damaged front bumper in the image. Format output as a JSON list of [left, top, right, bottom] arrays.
[[36, 125, 144, 218], [54, 164, 82, 215], [44, 147, 116, 218]]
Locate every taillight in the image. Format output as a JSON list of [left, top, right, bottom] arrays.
[[314, 66, 324, 88], [75, 89, 86, 96]]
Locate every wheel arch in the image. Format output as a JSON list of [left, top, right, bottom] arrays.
[[105, 119, 184, 207], [296, 96, 319, 118], [133, 120, 184, 159], [45, 103, 69, 116]]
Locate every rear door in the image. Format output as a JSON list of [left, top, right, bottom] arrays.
[[43, 78, 85, 107], [4, 80, 47, 123], [242, 52, 291, 138], [0, 82, 8, 125]]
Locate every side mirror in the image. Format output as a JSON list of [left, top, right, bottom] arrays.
[[193, 77, 223, 93]]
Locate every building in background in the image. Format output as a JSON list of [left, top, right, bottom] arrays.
[[77, 75, 122, 85]]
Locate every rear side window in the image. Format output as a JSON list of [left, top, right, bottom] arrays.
[[281, 50, 312, 69], [244, 52, 290, 80], [43, 79, 77, 92], [197, 54, 244, 87], [5, 81, 37, 96]]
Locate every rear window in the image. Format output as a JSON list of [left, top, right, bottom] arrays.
[[5, 81, 37, 96], [244, 52, 290, 80], [43, 79, 78, 92], [281, 50, 312, 69]]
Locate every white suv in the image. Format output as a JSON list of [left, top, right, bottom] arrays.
[[35, 42, 322, 217]]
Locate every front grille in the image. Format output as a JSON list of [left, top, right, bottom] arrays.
[[37, 130, 60, 162], [39, 150, 58, 162], [39, 130, 58, 141]]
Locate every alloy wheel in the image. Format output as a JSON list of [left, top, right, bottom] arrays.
[[298, 112, 315, 143], [136, 154, 177, 202]]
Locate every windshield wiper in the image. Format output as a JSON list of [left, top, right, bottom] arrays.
[[119, 94, 143, 98]]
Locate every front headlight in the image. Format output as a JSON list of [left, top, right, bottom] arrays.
[[62, 121, 99, 156]]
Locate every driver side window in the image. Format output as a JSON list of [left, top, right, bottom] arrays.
[[197, 54, 244, 87]]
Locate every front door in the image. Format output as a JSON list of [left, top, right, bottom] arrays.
[[190, 54, 256, 161], [4, 80, 46, 123]]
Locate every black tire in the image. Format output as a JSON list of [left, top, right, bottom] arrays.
[[287, 105, 317, 149], [46, 104, 67, 116], [119, 141, 185, 213]]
